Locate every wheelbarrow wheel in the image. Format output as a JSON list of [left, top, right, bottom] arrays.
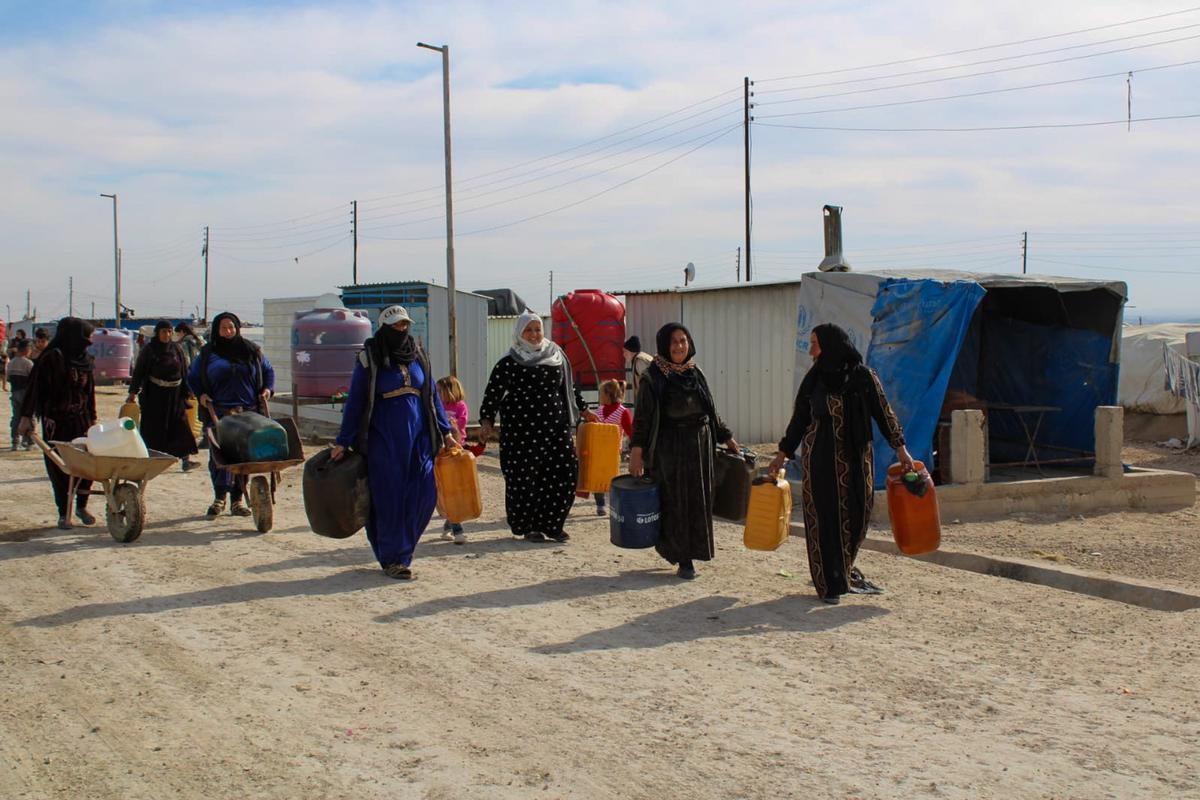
[[249, 475, 273, 533], [106, 483, 145, 543]]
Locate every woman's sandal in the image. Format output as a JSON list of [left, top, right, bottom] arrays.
[[848, 567, 884, 595], [383, 564, 413, 580]]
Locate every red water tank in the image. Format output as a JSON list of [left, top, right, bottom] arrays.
[[291, 308, 372, 398], [89, 328, 133, 385], [551, 290, 626, 388]]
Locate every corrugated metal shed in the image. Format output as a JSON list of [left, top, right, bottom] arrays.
[[262, 295, 321, 391], [619, 280, 804, 443]]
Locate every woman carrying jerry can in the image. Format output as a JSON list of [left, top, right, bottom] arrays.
[[330, 306, 456, 580], [629, 323, 739, 580], [768, 324, 914, 605], [478, 311, 596, 544]]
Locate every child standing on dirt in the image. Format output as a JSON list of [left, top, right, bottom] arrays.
[[592, 379, 633, 516], [436, 375, 470, 544], [6, 340, 33, 450]]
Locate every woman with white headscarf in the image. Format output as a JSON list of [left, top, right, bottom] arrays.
[[479, 311, 596, 543]]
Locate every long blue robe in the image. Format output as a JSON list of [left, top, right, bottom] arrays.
[[336, 359, 450, 568]]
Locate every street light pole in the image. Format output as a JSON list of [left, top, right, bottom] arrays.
[[417, 41, 458, 377], [100, 193, 120, 327]]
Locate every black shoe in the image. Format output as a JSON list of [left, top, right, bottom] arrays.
[[75, 508, 96, 526], [545, 531, 570, 543], [821, 595, 841, 605], [57, 515, 73, 531], [676, 562, 697, 580], [525, 532, 547, 542]]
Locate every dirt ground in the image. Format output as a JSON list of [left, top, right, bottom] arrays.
[[1, 387, 1198, 799]]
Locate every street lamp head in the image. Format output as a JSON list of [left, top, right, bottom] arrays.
[[417, 41, 445, 52]]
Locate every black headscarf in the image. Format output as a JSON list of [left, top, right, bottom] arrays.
[[210, 312, 254, 364], [148, 319, 174, 353], [370, 322, 419, 368], [175, 321, 196, 338], [803, 323, 873, 454], [48, 317, 95, 372]]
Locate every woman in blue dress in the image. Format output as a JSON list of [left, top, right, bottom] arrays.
[[330, 306, 455, 580], [187, 312, 276, 518]]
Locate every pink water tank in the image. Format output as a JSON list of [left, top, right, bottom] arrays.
[[291, 308, 372, 397], [89, 328, 133, 384]]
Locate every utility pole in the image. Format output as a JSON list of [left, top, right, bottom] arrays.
[[351, 200, 358, 285], [26, 289, 31, 318], [202, 226, 210, 324], [91, 302, 95, 319], [736, 247, 741, 282], [1022, 231, 1028, 274], [100, 193, 120, 327], [417, 41, 458, 376], [743, 76, 753, 283], [68, 277, 73, 316], [549, 270, 554, 313]]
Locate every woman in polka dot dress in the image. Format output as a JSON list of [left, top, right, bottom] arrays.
[[479, 311, 596, 543]]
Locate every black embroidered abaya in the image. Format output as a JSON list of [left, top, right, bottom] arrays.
[[778, 324, 906, 600]]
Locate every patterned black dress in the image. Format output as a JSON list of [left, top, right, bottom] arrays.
[[779, 366, 905, 599], [479, 355, 586, 538]]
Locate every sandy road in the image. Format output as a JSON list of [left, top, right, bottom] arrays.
[[1, 389, 1197, 798]]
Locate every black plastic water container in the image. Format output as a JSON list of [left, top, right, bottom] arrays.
[[712, 447, 756, 522], [303, 448, 370, 539], [609, 475, 661, 549], [216, 411, 289, 463]]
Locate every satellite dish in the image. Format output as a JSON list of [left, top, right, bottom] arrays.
[[684, 262, 696, 286]]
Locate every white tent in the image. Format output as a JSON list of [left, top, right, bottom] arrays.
[[1118, 324, 1195, 415]]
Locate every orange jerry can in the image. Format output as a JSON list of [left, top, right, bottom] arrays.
[[185, 397, 202, 438], [434, 445, 483, 524], [743, 470, 792, 551], [119, 401, 141, 425], [576, 422, 621, 494], [886, 461, 941, 555]]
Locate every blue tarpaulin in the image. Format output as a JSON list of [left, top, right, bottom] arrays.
[[866, 279, 986, 485]]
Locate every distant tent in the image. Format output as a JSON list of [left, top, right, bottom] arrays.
[[794, 270, 1127, 486], [474, 289, 531, 317]]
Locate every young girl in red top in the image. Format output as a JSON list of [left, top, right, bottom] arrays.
[[593, 379, 633, 516], [436, 375, 470, 544]]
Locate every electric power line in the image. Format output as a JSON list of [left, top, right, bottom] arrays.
[[755, 111, 1200, 132]]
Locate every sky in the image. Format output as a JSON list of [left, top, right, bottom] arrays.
[[2, 0, 1198, 325]]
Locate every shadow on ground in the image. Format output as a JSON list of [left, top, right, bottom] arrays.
[[15, 568, 386, 628], [533, 594, 889, 652]]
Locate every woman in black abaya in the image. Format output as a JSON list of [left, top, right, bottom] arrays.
[[769, 323, 914, 604], [629, 323, 739, 580], [127, 320, 199, 469]]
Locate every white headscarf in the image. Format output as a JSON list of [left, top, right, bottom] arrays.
[[509, 310, 563, 367]]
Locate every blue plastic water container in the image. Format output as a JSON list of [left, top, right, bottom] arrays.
[[609, 475, 661, 549]]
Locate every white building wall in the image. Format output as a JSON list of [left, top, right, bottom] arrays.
[[684, 284, 804, 444], [262, 295, 321, 391], [623, 293, 683, 356], [423, 285, 489, 423]]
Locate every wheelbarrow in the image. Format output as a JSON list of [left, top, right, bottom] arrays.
[[206, 416, 304, 533], [31, 432, 178, 543]]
